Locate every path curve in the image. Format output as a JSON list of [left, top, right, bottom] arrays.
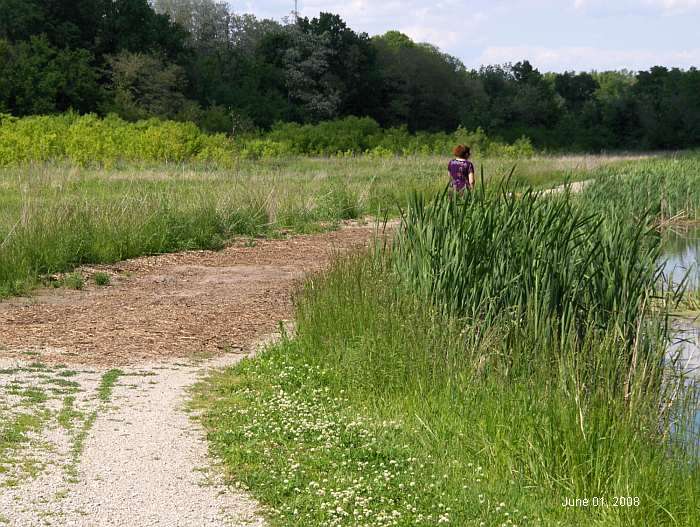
[[0, 223, 381, 526], [0, 223, 379, 366]]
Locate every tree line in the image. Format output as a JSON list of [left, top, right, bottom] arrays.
[[1, 0, 698, 151]]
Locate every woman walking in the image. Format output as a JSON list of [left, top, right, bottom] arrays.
[[448, 144, 475, 193]]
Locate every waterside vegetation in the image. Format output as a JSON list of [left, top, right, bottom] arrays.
[[195, 165, 700, 526]]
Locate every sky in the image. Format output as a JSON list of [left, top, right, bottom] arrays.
[[231, 0, 699, 72]]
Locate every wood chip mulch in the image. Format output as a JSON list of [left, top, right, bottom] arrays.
[[0, 223, 383, 366]]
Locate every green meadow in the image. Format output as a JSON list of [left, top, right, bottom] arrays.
[[1, 114, 698, 525], [0, 152, 653, 298]]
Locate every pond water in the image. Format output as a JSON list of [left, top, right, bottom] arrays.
[[661, 228, 700, 454], [667, 319, 700, 453], [660, 228, 700, 289]]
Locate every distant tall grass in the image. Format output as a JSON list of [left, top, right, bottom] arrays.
[[580, 155, 700, 221], [0, 159, 442, 297]]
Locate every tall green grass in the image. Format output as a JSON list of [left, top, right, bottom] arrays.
[[197, 180, 699, 525], [395, 187, 663, 336], [0, 154, 625, 298], [580, 155, 700, 222], [0, 170, 264, 296], [0, 154, 689, 299], [0, 159, 441, 297]]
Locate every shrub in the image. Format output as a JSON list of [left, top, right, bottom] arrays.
[[94, 272, 111, 286], [62, 273, 85, 290], [239, 138, 293, 160], [0, 113, 236, 167]]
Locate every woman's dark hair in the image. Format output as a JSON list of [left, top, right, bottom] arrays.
[[453, 144, 470, 158]]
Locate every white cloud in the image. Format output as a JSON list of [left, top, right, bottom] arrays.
[[574, 0, 700, 15], [232, 2, 697, 72], [400, 26, 462, 50], [288, 0, 491, 48], [479, 45, 700, 71]]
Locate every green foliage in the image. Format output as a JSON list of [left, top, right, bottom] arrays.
[[195, 179, 699, 525], [0, 113, 534, 165], [0, 36, 101, 115], [267, 117, 382, 155], [1, 0, 698, 150], [372, 31, 471, 131], [297, 13, 378, 119], [0, 113, 234, 167], [245, 118, 534, 159], [238, 138, 294, 160], [0, 0, 187, 61], [62, 273, 85, 290], [633, 66, 700, 149], [93, 272, 111, 286], [106, 51, 188, 121]]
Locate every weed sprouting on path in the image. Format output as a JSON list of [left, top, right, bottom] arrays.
[[57, 396, 79, 430], [58, 369, 123, 482], [98, 370, 123, 402], [0, 363, 126, 491], [0, 413, 46, 459]]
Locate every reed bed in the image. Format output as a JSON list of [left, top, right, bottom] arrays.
[[579, 155, 700, 223]]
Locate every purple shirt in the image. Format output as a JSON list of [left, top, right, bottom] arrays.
[[448, 159, 474, 191]]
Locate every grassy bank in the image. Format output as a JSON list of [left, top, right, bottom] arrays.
[[195, 183, 699, 526], [0, 154, 653, 298]]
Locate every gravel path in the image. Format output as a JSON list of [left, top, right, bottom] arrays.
[[0, 352, 268, 526], [0, 223, 386, 526]]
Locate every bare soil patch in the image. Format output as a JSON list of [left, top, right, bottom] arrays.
[[0, 222, 379, 366]]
